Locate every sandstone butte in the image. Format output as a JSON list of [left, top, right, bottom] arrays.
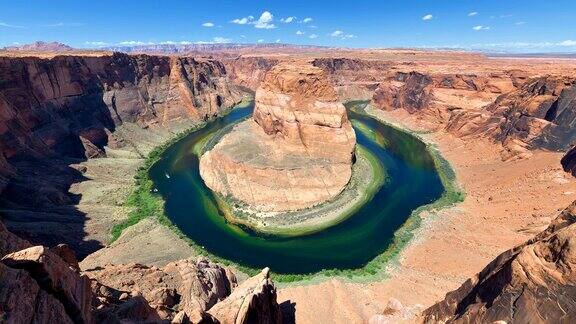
[[199, 63, 356, 212]]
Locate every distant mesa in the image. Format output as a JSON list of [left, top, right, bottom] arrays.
[[2, 41, 74, 52], [200, 62, 357, 212]]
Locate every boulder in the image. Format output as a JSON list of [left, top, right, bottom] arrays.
[[0, 262, 74, 324], [209, 267, 282, 324], [1, 246, 92, 323], [88, 258, 236, 319]]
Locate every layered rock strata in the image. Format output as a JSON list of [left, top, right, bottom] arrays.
[[200, 63, 356, 212], [423, 201, 576, 323], [0, 53, 244, 257]]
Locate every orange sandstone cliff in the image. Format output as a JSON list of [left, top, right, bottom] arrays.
[[200, 63, 356, 212]]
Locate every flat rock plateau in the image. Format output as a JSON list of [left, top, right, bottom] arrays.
[[1, 44, 576, 323], [200, 63, 356, 213]]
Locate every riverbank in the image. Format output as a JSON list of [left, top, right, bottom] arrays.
[[79, 98, 252, 270], [277, 104, 576, 323], [211, 144, 387, 237], [81, 99, 463, 285]]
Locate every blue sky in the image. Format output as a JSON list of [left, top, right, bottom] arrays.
[[1, 0, 575, 52]]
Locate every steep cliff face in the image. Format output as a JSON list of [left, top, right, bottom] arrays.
[[498, 77, 576, 150], [445, 76, 576, 153], [222, 56, 279, 90], [311, 58, 391, 100], [371, 69, 576, 157], [200, 63, 356, 212], [0, 53, 243, 256], [562, 146, 576, 176], [371, 71, 515, 115], [222, 56, 392, 100], [423, 201, 576, 323], [372, 72, 434, 114], [0, 53, 241, 161]]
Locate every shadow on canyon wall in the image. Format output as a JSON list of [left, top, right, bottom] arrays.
[[0, 92, 116, 258], [0, 53, 243, 259], [280, 300, 296, 324]]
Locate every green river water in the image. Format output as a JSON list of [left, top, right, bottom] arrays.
[[149, 102, 445, 274]]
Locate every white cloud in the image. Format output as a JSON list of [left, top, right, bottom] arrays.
[[470, 40, 576, 49], [257, 39, 264, 43], [515, 21, 526, 26], [422, 14, 433, 21], [212, 37, 231, 43], [254, 11, 276, 29], [275, 39, 281, 43], [296, 30, 305, 35], [85, 41, 108, 47], [308, 25, 318, 29], [309, 34, 318, 39], [240, 35, 246, 38], [42, 22, 85, 27], [281, 16, 295, 23], [202, 22, 215, 27], [468, 12, 478, 17], [232, 11, 275, 29], [0, 22, 25, 28], [302, 17, 313, 23], [118, 40, 155, 46], [231, 16, 253, 25], [560, 40, 576, 46], [329, 30, 356, 40], [194, 37, 232, 44], [473, 25, 490, 31]]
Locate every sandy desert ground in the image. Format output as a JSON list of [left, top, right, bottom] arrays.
[[277, 106, 576, 323]]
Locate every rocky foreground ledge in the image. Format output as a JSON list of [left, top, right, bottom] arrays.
[[0, 221, 282, 324], [200, 63, 356, 213], [422, 200, 576, 323]]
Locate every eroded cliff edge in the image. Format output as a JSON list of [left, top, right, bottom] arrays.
[[0, 52, 285, 324], [422, 200, 576, 323], [0, 52, 244, 257], [200, 63, 356, 213], [0, 223, 282, 323]]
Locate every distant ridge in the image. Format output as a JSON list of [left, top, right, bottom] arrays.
[[101, 43, 332, 54], [2, 41, 74, 52], [487, 52, 576, 59]]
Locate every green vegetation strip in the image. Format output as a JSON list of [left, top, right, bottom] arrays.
[[109, 99, 251, 243], [210, 144, 387, 237], [110, 99, 464, 284]]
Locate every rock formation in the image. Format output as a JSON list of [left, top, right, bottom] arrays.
[[0, 53, 244, 257], [2, 41, 75, 52], [0, 221, 282, 324], [562, 145, 576, 176], [200, 63, 356, 212], [208, 268, 283, 324], [0, 245, 92, 323], [88, 258, 236, 320], [372, 71, 434, 114], [423, 201, 576, 323]]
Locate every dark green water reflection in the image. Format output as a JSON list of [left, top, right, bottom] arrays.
[[149, 103, 444, 274]]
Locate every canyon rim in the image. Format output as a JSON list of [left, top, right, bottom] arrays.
[[1, 1, 576, 324]]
